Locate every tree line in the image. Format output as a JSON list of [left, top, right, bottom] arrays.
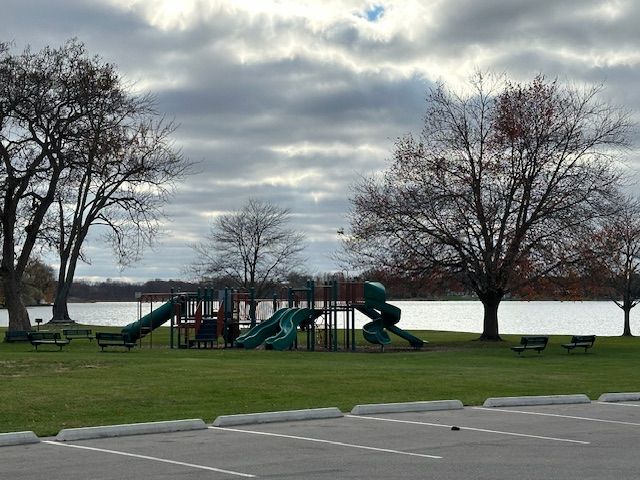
[[1, 263, 624, 305]]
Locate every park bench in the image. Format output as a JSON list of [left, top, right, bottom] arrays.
[[4, 330, 31, 343], [63, 328, 95, 342], [510, 336, 549, 355], [561, 335, 595, 353], [28, 331, 70, 351], [96, 332, 136, 351]]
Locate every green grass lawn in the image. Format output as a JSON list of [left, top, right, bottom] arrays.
[[0, 326, 638, 436]]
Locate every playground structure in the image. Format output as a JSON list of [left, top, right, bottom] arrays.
[[124, 281, 426, 351]]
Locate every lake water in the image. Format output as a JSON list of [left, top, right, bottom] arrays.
[[1, 300, 638, 336]]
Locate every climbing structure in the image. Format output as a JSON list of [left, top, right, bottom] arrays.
[[130, 281, 425, 351]]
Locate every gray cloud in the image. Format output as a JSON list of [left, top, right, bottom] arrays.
[[4, 0, 640, 282]]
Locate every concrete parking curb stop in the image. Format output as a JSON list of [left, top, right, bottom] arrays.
[[350, 400, 464, 415], [55, 419, 207, 441], [0, 431, 39, 447], [212, 407, 343, 427], [598, 392, 640, 402], [483, 394, 591, 407]]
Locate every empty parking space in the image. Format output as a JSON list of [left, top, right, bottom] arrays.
[[593, 402, 640, 412], [596, 400, 640, 410], [2, 402, 639, 479], [473, 402, 640, 430]]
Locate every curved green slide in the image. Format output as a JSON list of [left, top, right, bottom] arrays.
[[264, 308, 315, 351], [121, 300, 175, 343], [358, 282, 425, 348], [235, 308, 292, 349], [264, 308, 324, 351], [357, 305, 393, 346]]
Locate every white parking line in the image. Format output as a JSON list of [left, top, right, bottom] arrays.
[[346, 415, 589, 445], [43, 441, 256, 478], [208, 426, 442, 459], [473, 407, 640, 426], [596, 401, 640, 408]]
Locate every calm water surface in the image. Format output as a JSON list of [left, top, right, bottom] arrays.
[[1, 300, 637, 336]]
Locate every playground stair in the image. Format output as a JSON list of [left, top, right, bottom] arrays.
[[189, 318, 218, 349]]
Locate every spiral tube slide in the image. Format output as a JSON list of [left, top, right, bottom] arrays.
[[359, 282, 425, 348]]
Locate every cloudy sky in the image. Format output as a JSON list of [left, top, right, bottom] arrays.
[[4, 0, 640, 282]]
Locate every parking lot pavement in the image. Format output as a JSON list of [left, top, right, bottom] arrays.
[[2, 402, 639, 479]]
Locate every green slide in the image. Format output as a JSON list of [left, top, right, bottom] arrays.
[[265, 308, 322, 351], [358, 282, 425, 348], [357, 305, 393, 346], [121, 300, 175, 343], [235, 308, 292, 349]]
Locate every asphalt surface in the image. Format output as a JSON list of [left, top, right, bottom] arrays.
[[2, 401, 639, 479]]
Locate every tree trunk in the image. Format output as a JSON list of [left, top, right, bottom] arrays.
[[50, 228, 84, 324], [478, 291, 503, 341], [622, 305, 633, 337], [2, 273, 31, 331], [50, 281, 74, 323]]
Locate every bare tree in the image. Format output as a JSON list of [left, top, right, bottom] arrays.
[[191, 199, 306, 297], [1, 40, 127, 331], [50, 115, 188, 322], [344, 74, 630, 340], [583, 195, 640, 336]]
